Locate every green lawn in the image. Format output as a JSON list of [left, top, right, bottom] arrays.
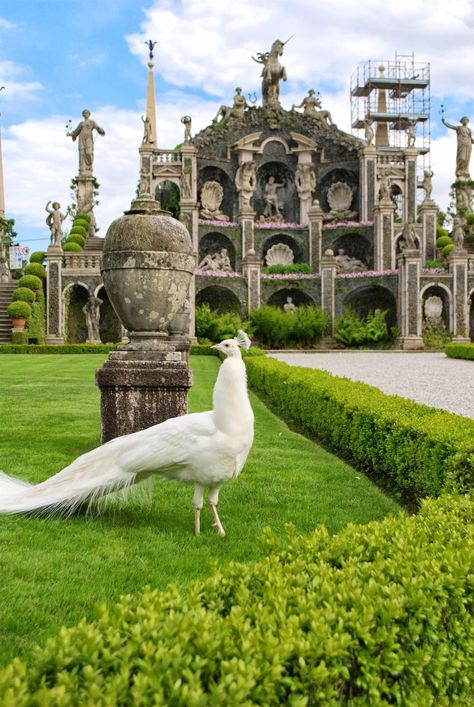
[[0, 354, 400, 666]]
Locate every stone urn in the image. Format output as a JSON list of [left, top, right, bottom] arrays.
[[102, 197, 195, 345]]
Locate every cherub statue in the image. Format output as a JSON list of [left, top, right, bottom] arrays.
[[45, 201, 67, 246], [181, 115, 192, 144]]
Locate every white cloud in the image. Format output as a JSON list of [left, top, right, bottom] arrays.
[[0, 17, 15, 30], [0, 60, 42, 102]]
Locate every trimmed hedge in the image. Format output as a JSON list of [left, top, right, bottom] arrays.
[[11, 287, 35, 304], [0, 494, 472, 704], [63, 241, 83, 252], [6, 300, 31, 319], [23, 262, 46, 279], [18, 274, 42, 292], [445, 342, 474, 360], [245, 356, 474, 502], [0, 343, 118, 354]]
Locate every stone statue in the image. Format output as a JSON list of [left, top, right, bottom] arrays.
[[401, 221, 417, 249], [335, 248, 366, 273], [363, 119, 374, 146], [283, 296, 297, 314], [263, 176, 285, 219], [252, 38, 289, 108], [292, 89, 334, 127], [199, 180, 229, 221], [82, 294, 103, 342], [423, 169, 433, 200], [141, 115, 151, 144], [67, 109, 105, 176], [138, 168, 150, 196], [406, 120, 416, 148], [198, 247, 232, 272], [45, 201, 67, 246], [181, 115, 192, 143], [295, 163, 316, 197], [181, 159, 192, 199], [442, 116, 474, 179], [213, 87, 247, 125], [452, 216, 465, 249], [235, 160, 256, 209], [378, 168, 391, 201]]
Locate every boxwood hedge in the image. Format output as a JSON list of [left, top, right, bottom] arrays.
[[445, 342, 474, 360], [0, 494, 472, 705], [245, 357, 474, 502]]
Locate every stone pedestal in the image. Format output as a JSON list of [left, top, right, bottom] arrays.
[[242, 250, 261, 313], [397, 249, 423, 349], [308, 200, 323, 273], [418, 199, 437, 263], [404, 148, 418, 223], [374, 198, 395, 270], [320, 250, 337, 335], [448, 249, 470, 342], [359, 146, 378, 222], [45, 244, 64, 344]]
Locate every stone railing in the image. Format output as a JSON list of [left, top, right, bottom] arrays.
[[155, 149, 181, 165], [62, 252, 101, 272]]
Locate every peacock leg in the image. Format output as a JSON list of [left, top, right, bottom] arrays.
[[208, 487, 225, 536], [193, 485, 204, 535]]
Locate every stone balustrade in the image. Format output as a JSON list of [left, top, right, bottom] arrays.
[[62, 252, 101, 272], [155, 149, 181, 165]]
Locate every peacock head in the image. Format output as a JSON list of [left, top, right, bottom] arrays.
[[211, 330, 251, 358]]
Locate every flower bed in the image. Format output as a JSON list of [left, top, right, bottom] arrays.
[[337, 269, 398, 279]]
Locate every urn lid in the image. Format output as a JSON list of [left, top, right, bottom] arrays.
[[104, 197, 193, 255]]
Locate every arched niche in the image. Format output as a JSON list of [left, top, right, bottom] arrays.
[[420, 284, 451, 330], [394, 230, 421, 258], [331, 233, 372, 269], [198, 166, 233, 221], [96, 285, 122, 343], [198, 232, 236, 270], [155, 180, 180, 218], [344, 285, 397, 329], [63, 283, 89, 343], [255, 161, 297, 223], [267, 288, 314, 308], [196, 285, 241, 314], [262, 233, 302, 265], [318, 168, 358, 214]]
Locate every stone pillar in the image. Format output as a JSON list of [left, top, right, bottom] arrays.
[[179, 144, 198, 338], [239, 210, 255, 257], [359, 146, 378, 222], [320, 250, 337, 336], [404, 148, 418, 223], [373, 197, 395, 270], [397, 249, 423, 349], [46, 244, 64, 344], [308, 200, 324, 273], [242, 250, 261, 313], [448, 249, 470, 342], [418, 199, 437, 263]]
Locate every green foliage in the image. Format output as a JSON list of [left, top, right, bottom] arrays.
[[29, 251, 45, 264], [18, 274, 42, 292], [335, 309, 390, 347], [250, 305, 326, 348], [69, 225, 88, 237], [442, 243, 455, 257], [63, 241, 83, 253], [76, 212, 91, 222], [425, 258, 446, 269], [195, 304, 244, 342], [7, 300, 31, 319], [435, 223, 450, 239], [72, 218, 90, 230], [67, 233, 86, 247], [0, 494, 472, 704], [10, 330, 29, 345], [422, 320, 452, 350], [466, 213, 474, 226], [435, 235, 452, 248], [245, 356, 474, 503], [261, 263, 311, 274], [0, 343, 117, 354], [23, 262, 46, 279], [26, 289, 46, 345], [445, 342, 474, 361], [12, 287, 35, 304]]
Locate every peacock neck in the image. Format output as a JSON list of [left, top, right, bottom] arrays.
[[212, 357, 253, 434]]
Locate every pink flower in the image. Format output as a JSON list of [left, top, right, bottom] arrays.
[[261, 273, 321, 280], [255, 221, 302, 229], [337, 269, 398, 279]]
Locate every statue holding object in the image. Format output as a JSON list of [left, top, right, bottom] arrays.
[[442, 116, 474, 179], [67, 109, 105, 176], [292, 89, 334, 127]]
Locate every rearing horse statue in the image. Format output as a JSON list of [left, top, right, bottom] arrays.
[[252, 37, 292, 109]]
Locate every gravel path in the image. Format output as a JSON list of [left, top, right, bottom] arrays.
[[268, 352, 474, 419]]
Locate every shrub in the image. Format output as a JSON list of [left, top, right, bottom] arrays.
[[425, 258, 446, 269], [75, 212, 91, 222], [435, 235, 452, 249], [0, 343, 117, 354], [69, 225, 88, 237], [29, 251, 45, 264], [262, 263, 311, 274], [72, 218, 90, 230], [335, 309, 390, 347], [67, 233, 86, 247], [194, 304, 243, 342], [18, 274, 42, 292], [0, 495, 472, 704], [12, 287, 35, 304], [466, 213, 474, 226], [436, 223, 449, 239], [442, 243, 455, 257], [7, 300, 31, 319], [250, 305, 326, 348], [63, 241, 83, 252], [445, 342, 474, 361], [23, 262, 46, 279], [245, 356, 474, 502], [27, 289, 46, 345]]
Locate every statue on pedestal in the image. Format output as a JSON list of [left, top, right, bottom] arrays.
[[83, 294, 103, 342], [45, 201, 67, 246], [235, 160, 256, 209], [263, 176, 285, 219], [363, 119, 374, 146], [252, 38, 290, 109], [406, 120, 416, 148], [181, 115, 192, 143], [295, 163, 316, 198], [452, 216, 465, 249], [442, 116, 473, 179], [422, 169, 433, 201], [67, 109, 105, 176], [141, 115, 151, 144]]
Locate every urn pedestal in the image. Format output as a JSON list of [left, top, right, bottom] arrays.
[[96, 197, 196, 442]]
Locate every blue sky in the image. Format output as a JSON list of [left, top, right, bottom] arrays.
[[1, 0, 473, 253]]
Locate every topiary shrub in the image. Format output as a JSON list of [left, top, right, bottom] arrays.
[[435, 235, 452, 249], [24, 262, 46, 279], [29, 251, 45, 264], [250, 305, 326, 348], [12, 287, 35, 304], [75, 212, 91, 222], [18, 274, 42, 292], [335, 310, 390, 347], [67, 233, 86, 247], [69, 225, 87, 237], [72, 218, 90, 230], [7, 300, 31, 319], [63, 241, 83, 253], [445, 342, 474, 361], [442, 243, 455, 257]]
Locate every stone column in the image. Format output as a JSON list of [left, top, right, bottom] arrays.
[[404, 148, 418, 223], [418, 199, 437, 263], [242, 250, 261, 314], [239, 209, 255, 258], [46, 244, 64, 344], [308, 200, 324, 273], [373, 197, 395, 270], [397, 249, 423, 349], [320, 249, 337, 336], [359, 146, 377, 222], [179, 144, 198, 338], [448, 249, 470, 342]]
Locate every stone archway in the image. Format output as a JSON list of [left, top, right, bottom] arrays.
[[196, 285, 241, 314], [344, 284, 397, 329], [63, 283, 89, 343], [96, 285, 122, 343], [155, 180, 180, 218], [267, 288, 314, 308], [420, 284, 451, 331]]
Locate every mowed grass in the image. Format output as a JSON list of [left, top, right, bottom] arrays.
[[0, 354, 400, 666]]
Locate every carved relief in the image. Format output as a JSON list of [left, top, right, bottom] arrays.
[[199, 180, 229, 221], [265, 243, 294, 266]]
